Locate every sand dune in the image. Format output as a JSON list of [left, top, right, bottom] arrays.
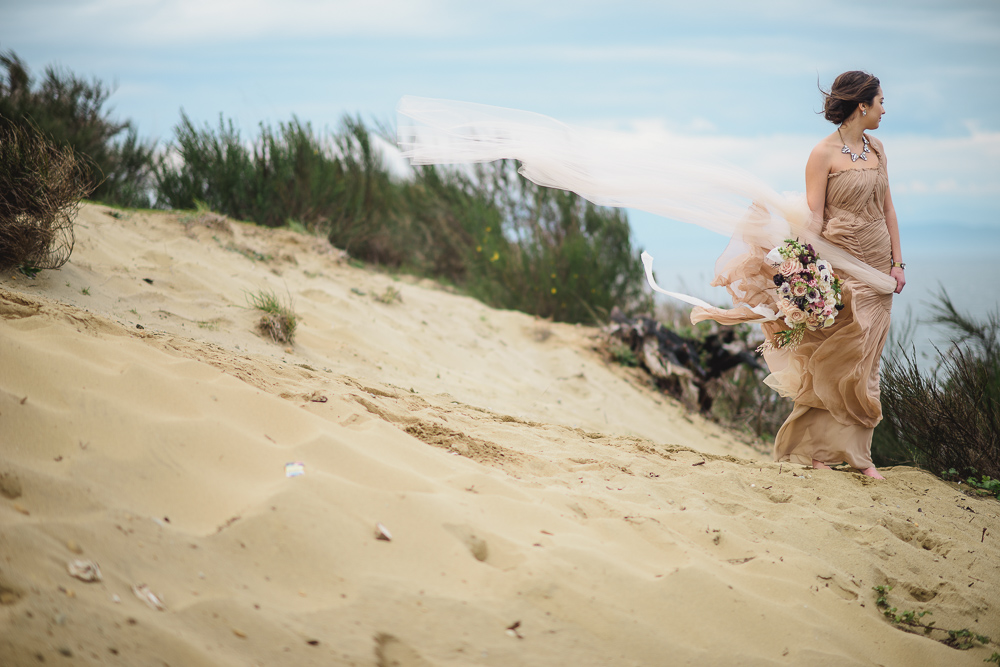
[[1, 204, 997, 666]]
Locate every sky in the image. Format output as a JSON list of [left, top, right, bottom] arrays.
[[2, 0, 999, 314]]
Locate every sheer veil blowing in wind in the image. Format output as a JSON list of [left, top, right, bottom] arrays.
[[396, 94, 897, 323]]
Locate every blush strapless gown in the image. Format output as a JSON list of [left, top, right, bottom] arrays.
[[760, 138, 893, 469]]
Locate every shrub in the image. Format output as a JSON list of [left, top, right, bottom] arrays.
[[155, 113, 412, 261], [411, 160, 651, 324], [0, 50, 156, 207], [247, 289, 297, 344], [0, 50, 654, 325], [679, 312, 791, 441], [873, 291, 1000, 480], [155, 113, 650, 325], [0, 122, 90, 272], [609, 341, 638, 367], [707, 361, 793, 443]]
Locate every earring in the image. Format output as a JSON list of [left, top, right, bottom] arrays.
[[862, 108, 867, 117]]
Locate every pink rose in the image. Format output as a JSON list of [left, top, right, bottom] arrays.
[[792, 282, 808, 297], [784, 308, 807, 326], [779, 259, 801, 277]]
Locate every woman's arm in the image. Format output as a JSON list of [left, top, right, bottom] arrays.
[[805, 143, 832, 234], [879, 141, 905, 293]]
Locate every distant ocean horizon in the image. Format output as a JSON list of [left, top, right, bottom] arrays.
[[631, 217, 1000, 368]]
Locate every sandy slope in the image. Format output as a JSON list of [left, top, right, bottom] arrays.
[[0, 204, 997, 666]]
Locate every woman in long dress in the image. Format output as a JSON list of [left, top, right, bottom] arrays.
[[397, 71, 904, 479], [763, 72, 904, 479]]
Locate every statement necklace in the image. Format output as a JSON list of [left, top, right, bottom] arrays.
[[838, 128, 869, 162]]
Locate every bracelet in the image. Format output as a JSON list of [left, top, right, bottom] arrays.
[[891, 261, 906, 269]]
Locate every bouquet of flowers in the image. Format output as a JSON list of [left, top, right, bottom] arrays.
[[758, 239, 844, 352]]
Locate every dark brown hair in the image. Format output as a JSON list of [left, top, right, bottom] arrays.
[[820, 71, 881, 124]]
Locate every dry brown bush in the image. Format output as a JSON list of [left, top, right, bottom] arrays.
[[0, 121, 90, 272]]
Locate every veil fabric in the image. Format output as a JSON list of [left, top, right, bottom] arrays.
[[396, 95, 896, 323]]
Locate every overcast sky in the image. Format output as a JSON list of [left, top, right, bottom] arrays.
[[2, 0, 998, 237]]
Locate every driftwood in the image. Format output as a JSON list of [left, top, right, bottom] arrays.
[[605, 307, 761, 411]]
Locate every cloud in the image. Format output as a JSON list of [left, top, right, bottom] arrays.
[[6, 0, 462, 44], [479, 0, 1000, 45], [596, 116, 1000, 206], [13, 0, 997, 48], [886, 123, 1000, 196], [421, 44, 832, 76]]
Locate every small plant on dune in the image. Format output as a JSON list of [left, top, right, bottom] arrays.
[[873, 585, 990, 650], [373, 285, 402, 305], [940, 469, 1000, 499], [532, 322, 553, 342], [247, 289, 297, 344], [609, 341, 638, 367], [285, 218, 308, 235], [0, 121, 89, 273], [225, 242, 272, 263], [18, 265, 42, 278]]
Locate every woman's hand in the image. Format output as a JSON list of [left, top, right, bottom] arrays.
[[890, 266, 905, 294]]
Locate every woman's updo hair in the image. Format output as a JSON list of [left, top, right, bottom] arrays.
[[821, 71, 880, 124]]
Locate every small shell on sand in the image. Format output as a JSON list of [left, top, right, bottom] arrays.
[[375, 522, 392, 541], [67, 559, 102, 582], [132, 584, 166, 610]]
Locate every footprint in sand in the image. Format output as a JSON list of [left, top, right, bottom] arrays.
[[374, 633, 432, 667], [0, 575, 23, 605], [0, 470, 23, 499], [444, 523, 525, 570]]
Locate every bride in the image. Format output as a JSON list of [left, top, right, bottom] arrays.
[[706, 72, 904, 479], [397, 71, 903, 479]]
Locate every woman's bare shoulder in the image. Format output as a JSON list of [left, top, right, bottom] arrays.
[[807, 133, 841, 169]]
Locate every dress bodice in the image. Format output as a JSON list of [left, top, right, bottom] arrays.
[[821, 136, 891, 273], [824, 135, 887, 224]]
